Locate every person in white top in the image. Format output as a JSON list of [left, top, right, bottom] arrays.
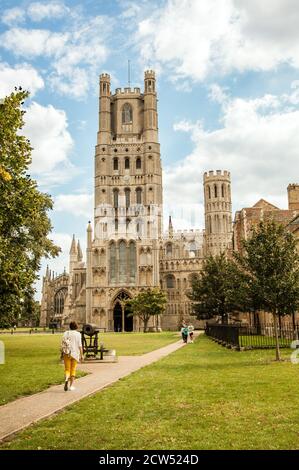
[[61, 321, 83, 391]]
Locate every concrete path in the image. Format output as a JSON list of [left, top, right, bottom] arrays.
[[0, 337, 192, 442]]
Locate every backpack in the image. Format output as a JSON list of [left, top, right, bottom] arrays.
[[61, 331, 71, 355]]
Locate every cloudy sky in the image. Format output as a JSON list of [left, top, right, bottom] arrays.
[[1, 0, 299, 298]]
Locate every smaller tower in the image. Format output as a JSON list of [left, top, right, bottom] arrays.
[[288, 184, 299, 211], [97, 73, 111, 145], [144, 70, 158, 143], [203, 170, 233, 256], [77, 240, 83, 262]]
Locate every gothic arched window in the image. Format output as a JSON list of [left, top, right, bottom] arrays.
[[129, 241, 136, 282], [214, 184, 218, 198], [136, 157, 141, 169], [166, 243, 172, 256], [208, 186, 211, 199], [54, 288, 67, 315], [136, 187, 142, 204], [119, 240, 126, 283], [125, 188, 130, 208], [113, 157, 118, 170], [122, 103, 133, 124], [125, 157, 130, 169], [166, 274, 175, 289], [221, 184, 225, 198], [109, 242, 117, 282], [113, 189, 119, 208]]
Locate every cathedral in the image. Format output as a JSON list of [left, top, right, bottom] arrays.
[[40, 70, 234, 331]]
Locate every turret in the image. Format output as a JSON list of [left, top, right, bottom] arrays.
[[203, 170, 233, 256], [168, 215, 173, 238], [98, 73, 111, 145], [69, 234, 78, 273], [77, 240, 83, 262], [143, 70, 158, 142]]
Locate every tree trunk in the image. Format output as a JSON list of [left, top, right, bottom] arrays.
[[273, 312, 281, 361], [143, 317, 149, 333]]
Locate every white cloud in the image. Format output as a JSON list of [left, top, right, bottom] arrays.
[[136, 0, 299, 83], [165, 84, 299, 224], [23, 102, 74, 179], [27, 2, 69, 22], [0, 63, 44, 98], [1, 28, 68, 58], [0, 15, 112, 98], [2, 7, 25, 26], [54, 194, 93, 218]]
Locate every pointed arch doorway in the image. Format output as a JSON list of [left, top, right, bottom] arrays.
[[113, 291, 133, 332]]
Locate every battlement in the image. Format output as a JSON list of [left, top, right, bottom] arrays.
[[144, 70, 155, 79], [163, 229, 204, 240], [288, 184, 299, 190], [203, 170, 230, 181], [114, 87, 141, 95], [100, 73, 110, 81]]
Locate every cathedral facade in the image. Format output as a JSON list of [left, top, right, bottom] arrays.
[[40, 71, 233, 331]]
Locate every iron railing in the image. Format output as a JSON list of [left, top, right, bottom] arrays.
[[205, 323, 299, 349]]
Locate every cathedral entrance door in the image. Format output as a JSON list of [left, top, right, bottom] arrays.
[[113, 292, 133, 332], [113, 302, 122, 332]]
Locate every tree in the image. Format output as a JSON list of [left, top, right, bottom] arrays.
[[126, 288, 168, 332], [234, 221, 299, 361], [0, 89, 60, 328], [188, 253, 247, 324]]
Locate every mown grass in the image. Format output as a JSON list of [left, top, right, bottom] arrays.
[[2, 335, 299, 450], [0, 332, 179, 405]]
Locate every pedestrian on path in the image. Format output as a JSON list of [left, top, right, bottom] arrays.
[[188, 324, 194, 343], [181, 323, 189, 343], [61, 321, 83, 392]]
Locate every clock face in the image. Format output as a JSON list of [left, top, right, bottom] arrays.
[[123, 175, 130, 183]]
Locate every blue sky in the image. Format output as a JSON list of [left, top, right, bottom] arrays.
[[1, 0, 299, 298]]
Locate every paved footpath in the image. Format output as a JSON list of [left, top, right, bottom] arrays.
[[0, 337, 195, 442]]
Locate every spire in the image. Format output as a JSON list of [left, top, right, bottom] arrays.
[[70, 234, 77, 255], [46, 265, 49, 279], [168, 215, 173, 238], [77, 240, 83, 262]]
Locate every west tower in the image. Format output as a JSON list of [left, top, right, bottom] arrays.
[[85, 71, 163, 329]]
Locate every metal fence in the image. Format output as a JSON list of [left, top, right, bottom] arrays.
[[205, 323, 299, 350]]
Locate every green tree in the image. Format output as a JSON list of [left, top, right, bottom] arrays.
[[126, 288, 168, 332], [0, 89, 60, 328], [188, 253, 247, 324], [234, 221, 299, 361]]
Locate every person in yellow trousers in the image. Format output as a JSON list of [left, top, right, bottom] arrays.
[[61, 321, 83, 391]]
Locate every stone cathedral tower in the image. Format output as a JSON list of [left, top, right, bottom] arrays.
[[83, 70, 163, 331], [203, 170, 233, 256]]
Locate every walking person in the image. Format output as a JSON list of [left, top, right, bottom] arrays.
[[61, 321, 83, 391], [181, 322, 189, 343], [188, 324, 194, 343]]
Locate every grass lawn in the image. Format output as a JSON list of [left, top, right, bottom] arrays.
[[2, 335, 299, 450], [0, 332, 179, 406]]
